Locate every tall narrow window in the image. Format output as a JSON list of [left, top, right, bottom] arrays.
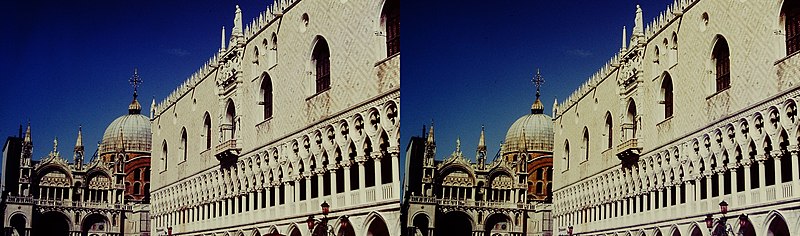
[[661, 73, 674, 119], [382, 0, 400, 56], [784, 1, 800, 55], [582, 127, 589, 161], [605, 112, 613, 149], [203, 113, 212, 150], [713, 37, 730, 92], [133, 168, 141, 181], [564, 140, 570, 170], [260, 73, 273, 119], [312, 37, 331, 93], [162, 141, 168, 171], [225, 100, 236, 140], [181, 127, 188, 161]]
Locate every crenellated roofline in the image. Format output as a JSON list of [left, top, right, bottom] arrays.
[[555, 0, 701, 117]]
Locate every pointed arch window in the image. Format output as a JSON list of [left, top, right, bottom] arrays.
[[564, 140, 570, 170], [605, 112, 613, 149], [713, 37, 731, 92], [260, 73, 273, 119], [203, 113, 212, 150], [162, 141, 168, 171], [312, 37, 331, 93], [582, 128, 589, 161], [784, 1, 800, 55], [661, 73, 674, 119], [180, 127, 188, 161], [224, 100, 236, 140], [381, 0, 400, 56]]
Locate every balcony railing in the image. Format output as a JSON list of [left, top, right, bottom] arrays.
[[616, 138, 642, 164], [215, 139, 241, 161], [7, 196, 131, 211]]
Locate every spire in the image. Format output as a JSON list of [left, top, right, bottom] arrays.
[[531, 69, 545, 114], [23, 122, 31, 144], [150, 96, 156, 119], [129, 68, 143, 114], [455, 137, 461, 154], [232, 5, 243, 38], [633, 5, 644, 38], [552, 97, 559, 117], [477, 125, 486, 151], [74, 126, 84, 168], [221, 26, 226, 50], [52, 137, 59, 155], [427, 121, 435, 144], [75, 125, 83, 148], [621, 26, 627, 51]]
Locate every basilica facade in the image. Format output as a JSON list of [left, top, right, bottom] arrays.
[[148, 0, 400, 235], [402, 89, 554, 236], [553, 1, 800, 235], [1, 88, 153, 236]]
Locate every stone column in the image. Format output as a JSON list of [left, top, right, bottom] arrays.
[[391, 150, 401, 193], [343, 163, 352, 192], [372, 151, 388, 186], [329, 169, 338, 197], [792, 150, 800, 196], [358, 159, 367, 190], [758, 159, 767, 201], [772, 150, 783, 187], [358, 159, 367, 203], [305, 176, 312, 202]]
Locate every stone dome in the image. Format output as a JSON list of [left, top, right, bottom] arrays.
[[99, 97, 151, 155], [503, 98, 554, 154]]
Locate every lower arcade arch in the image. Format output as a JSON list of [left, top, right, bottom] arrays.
[[9, 214, 27, 236], [765, 213, 790, 236], [365, 215, 390, 236], [32, 211, 70, 236], [435, 211, 473, 236], [411, 213, 431, 236], [337, 216, 356, 236], [81, 213, 110, 235], [484, 213, 512, 236], [688, 224, 703, 236]]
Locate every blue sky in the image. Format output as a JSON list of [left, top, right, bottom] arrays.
[[0, 0, 677, 178], [0, 1, 266, 161], [400, 0, 672, 162]]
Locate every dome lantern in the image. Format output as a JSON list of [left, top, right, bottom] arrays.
[[502, 69, 554, 155]]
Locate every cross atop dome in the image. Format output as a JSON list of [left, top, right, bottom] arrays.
[[532, 68, 544, 99], [128, 68, 143, 114], [530, 69, 545, 114], [130, 68, 143, 99]]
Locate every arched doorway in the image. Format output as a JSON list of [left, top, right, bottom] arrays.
[[436, 211, 472, 236], [767, 215, 790, 236], [366, 215, 390, 236], [287, 226, 301, 236], [337, 217, 356, 236], [739, 216, 756, 236], [81, 213, 109, 236], [689, 225, 703, 236], [9, 214, 27, 236], [412, 214, 430, 236], [484, 213, 512, 236], [32, 211, 70, 236]]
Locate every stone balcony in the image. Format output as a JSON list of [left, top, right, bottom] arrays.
[[616, 138, 642, 164], [215, 139, 241, 162]]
